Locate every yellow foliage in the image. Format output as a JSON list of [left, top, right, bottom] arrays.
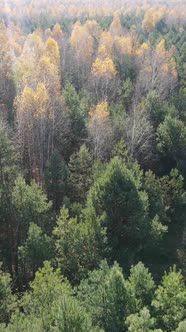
[[70, 21, 81, 46], [52, 23, 63, 40], [16, 83, 51, 119], [161, 63, 169, 72], [142, 9, 154, 33], [21, 86, 35, 108], [155, 39, 166, 57], [45, 37, 59, 66], [38, 56, 58, 77], [142, 7, 165, 33], [70, 21, 94, 61], [114, 36, 133, 55], [35, 82, 49, 104], [11, 41, 22, 56], [89, 100, 109, 119], [45, 28, 52, 39], [161, 57, 177, 78], [153, 8, 165, 26], [98, 31, 113, 57], [136, 42, 149, 56], [38, 55, 51, 67], [34, 82, 50, 118], [15, 55, 37, 91], [91, 57, 116, 78], [38, 56, 60, 97], [26, 32, 44, 59], [98, 45, 108, 59], [169, 58, 177, 77], [84, 20, 100, 35]]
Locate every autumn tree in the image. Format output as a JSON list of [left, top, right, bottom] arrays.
[[142, 7, 165, 33], [70, 21, 94, 85], [15, 83, 55, 182], [15, 30, 61, 182], [90, 55, 119, 102], [136, 40, 177, 100], [124, 105, 155, 167]]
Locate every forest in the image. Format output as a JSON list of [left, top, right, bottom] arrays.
[[0, 0, 186, 330]]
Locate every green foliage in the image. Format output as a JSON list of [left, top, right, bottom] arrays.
[[77, 260, 128, 332], [21, 261, 72, 329], [52, 295, 102, 332], [68, 144, 93, 204], [160, 169, 186, 224], [143, 170, 168, 224], [175, 320, 186, 332], [126, 262, 155, 312], [0, 264, 16, 323], [152, 266, 186, 331], [86, 157, 149, 264], [101, 265, 127, 332], [63, 82, 86, 147], [45, 150, 67, 210], [5, 262, 101, 332], [53, 207, 107, 284], [150, 215, 168, 241], [126, 307, 162, 332], [0, 4, 186, 331], [143, 91, 167, 128], [115, 54, 137, 82], [12, 176, 52, 231], [171, 88, 186, 119], [111, 140, 129, 161], [157, 116, 186, 177], [121, 78, 133, 110], [3, 313, 44, 332], [0, 116, 17, 186], [19, 223, 54, 277]]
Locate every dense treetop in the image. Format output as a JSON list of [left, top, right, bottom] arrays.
[[0, 0, 186, 330]]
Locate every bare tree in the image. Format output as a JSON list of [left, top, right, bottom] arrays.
[[125, 105, 155, 167], [87, 101, 113, 161]]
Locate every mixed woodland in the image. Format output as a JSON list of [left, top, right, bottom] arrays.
[[0, 0, 186, 330]]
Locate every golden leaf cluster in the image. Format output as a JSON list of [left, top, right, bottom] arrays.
[[91, 57, 116, 78], [15, 82, 52, 119], [89, 100, 109, 120]]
